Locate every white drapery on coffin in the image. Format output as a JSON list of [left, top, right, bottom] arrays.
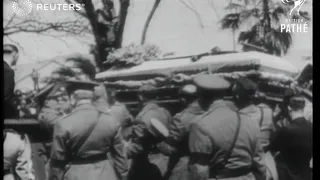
[[96, 52, 299, 82]]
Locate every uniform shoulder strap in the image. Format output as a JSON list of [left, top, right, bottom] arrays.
[[72, 111, 103, 157], [222, 110, 242, 167], [258, 107, 264, 128]]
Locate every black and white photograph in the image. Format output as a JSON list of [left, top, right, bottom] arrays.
[[3, 0, 312, 180]]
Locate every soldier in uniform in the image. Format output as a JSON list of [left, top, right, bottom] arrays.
[[157, 84, 204, 180], [126, 84, 172, 180], [3, 129, 35, 180], [106, 88, 133, 139], [232, 78, 276, 151], [269, 95, 312, 180], [232, 78, 277, 180], [49, 79, 128, 180], [188, 74, 266, 180]]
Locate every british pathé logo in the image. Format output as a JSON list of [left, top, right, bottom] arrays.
[[12, 0, 33, 16], [280, 0, 308, 33], [281, 0, 306, 16]]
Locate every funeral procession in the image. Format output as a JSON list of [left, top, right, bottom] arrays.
[[3, 0, 312, 180]]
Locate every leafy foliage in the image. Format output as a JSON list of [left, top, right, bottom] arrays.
[[104, 44, 165, 70], [220, 0, 310, 56]]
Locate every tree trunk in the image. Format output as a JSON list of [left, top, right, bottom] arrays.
[[115, 0, 130, 48], [82, 1, 103, 71], [262, 0, 271, 33], [141, 0, 161, 45]]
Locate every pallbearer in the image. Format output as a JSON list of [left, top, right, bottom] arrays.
[[188, 74, 266, 180], [49, 79, 128, 180], [157, 84, 204, 180], [126, 84, 172, 180]]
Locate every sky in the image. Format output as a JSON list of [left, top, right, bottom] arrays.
[[3, 0, 313, 69]]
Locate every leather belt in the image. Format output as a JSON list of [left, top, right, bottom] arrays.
[[210, 167, 252, 179], [69, 154, 108, 165]]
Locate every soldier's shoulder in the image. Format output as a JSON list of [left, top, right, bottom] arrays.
[[4, 129, 25, 141]]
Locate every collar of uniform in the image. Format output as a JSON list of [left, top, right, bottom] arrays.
[[240, 104, 258, 113], [208, 99, 235, 111]]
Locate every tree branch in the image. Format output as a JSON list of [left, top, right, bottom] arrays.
[[179, 0, 204, 29], [141, 0, 161, 45], [3, 19, 90, 36], [115, 0, 130, 48]]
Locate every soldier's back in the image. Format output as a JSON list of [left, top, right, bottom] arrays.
[[193, 100, 261, 177], [53, 103, 121, 180]]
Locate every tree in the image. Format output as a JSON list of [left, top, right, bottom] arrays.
[[220, 0, 310, 56], [141, 0, 162, 45]]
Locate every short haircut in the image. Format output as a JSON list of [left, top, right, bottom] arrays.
[[66, 57, 96, 80]]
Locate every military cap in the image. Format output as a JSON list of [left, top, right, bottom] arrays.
[[193, 74, 231, 91], [65, 79, 100, 93], [150, 118, 169, 138], [179, 84, 197, 96], [139, 84, 157, 93]]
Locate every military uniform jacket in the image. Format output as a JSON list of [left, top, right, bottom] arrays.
[[241, 104, 275, 151], [4, 130, 35, 180], [188, 100, 266, 180], [126, 102, 172, 158], [110, 101, 133, 127], [158, 101, 204, 156], [49, 103, 128, 180]]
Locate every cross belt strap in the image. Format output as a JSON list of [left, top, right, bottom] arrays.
[[71, 111, 103, 157], [210, 110, 242, 175], [258, 107, 264, 128], [222, 111, 242, 166]]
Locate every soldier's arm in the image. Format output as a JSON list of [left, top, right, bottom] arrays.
[[125, 123, 146, 159], [15, 134, 35, 180], [188, 123, 212, 180], [110, 128, 129, 180], [157, 114, 184, 156], [252, 137, 267, 179], [49, 123, 69, 180]]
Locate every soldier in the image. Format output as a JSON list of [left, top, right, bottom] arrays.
[[269, 94, 312, 180], [3, 129, 35, 180], [188, 74, 266, 180], [232, 78, 277, 180], [232, 78, 276, 151], [49, 79, 128, 180], [106, 88, 133, 139], [126, 84, 172, 180], [157, 84, 204, 180]]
